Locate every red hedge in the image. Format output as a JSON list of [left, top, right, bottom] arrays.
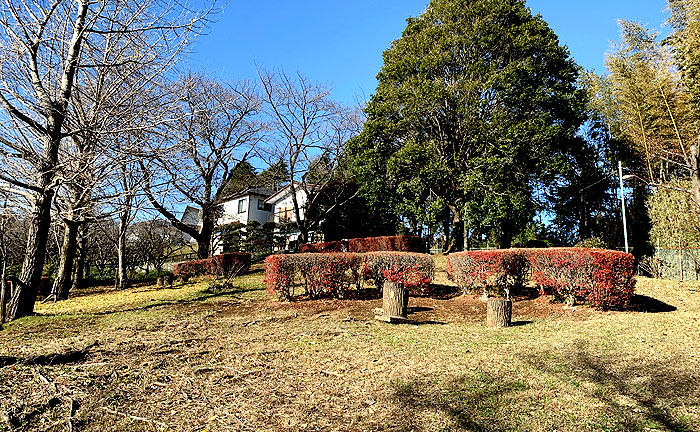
[[299, 241, 345, 253], [446, 250, 529, 298], [173, 253, 251, 278], [529, 248, 636, 310], [448, 248, 636, 309], [264, 253, 362, 300], [264, 252, 433, 300], [362, 252, 434, 295], [348, 236, 425, 253]]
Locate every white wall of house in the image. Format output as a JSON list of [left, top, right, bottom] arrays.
[[218, 193, 273, 226], [266, 188, 308, 224], [213, 192, 274, 255]]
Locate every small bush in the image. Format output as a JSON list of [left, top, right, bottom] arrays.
[[264, 254, 296, 301], [264, 253, 362, 301], [173, 258, 209, 278], [348, 236, 425, 253], [638, 256, 665, 278], [299, 241, 345, 253], [575, 237, 608, 249], [446, 250, 529, 298], [362, 252, 434, 295]]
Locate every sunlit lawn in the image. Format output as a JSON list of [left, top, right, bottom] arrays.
[[0, 261, 698, 431]]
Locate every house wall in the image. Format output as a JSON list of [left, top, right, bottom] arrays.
[[213, 193, 274, 255], [269, 189, 308, 224], [218, 194, 272, 226]]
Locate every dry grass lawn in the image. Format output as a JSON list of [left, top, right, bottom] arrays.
[[1, 257, 699, 431]]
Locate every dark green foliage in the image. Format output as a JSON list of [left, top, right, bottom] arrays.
[[258, 159, 289, 191], [221, 162, 259, 197], [346, 0, 586, 250], [218, 221, 279, 259]]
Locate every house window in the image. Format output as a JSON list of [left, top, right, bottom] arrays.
[[257, 199, 272, 212], [238, 198, 247, 213], [277, 206, 293, 222]]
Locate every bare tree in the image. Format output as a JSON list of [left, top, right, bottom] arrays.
[[142, 72, 264, 259], [258, 68, 360, 244], [0, 0, 213, 319], [130, 219, 181, 276], [0, 190, 26, 324]]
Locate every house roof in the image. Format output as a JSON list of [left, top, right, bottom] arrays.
[[264, 182, 319, 204], [221, 187, 275, 203]]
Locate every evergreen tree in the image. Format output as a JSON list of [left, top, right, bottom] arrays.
[[346, 0, 586, 250]]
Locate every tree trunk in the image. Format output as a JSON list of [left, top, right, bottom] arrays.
[[72, 226, 87, 293], [689, 141, 700, 222], [53, 220, 79, 300], [446, 205, 464, 253], [198, 213, 214, 259], [8, 188, 54, 320], [499, 227, 513, 249], [443, 217, 450, 252], [1, 262, 7, 325], [463, 219, 470, 251], [486, 297, 512, 328], [116, 225, 128, 290], [380, 281, 409, 321]]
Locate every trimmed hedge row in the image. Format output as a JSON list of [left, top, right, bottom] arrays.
[[298, 241, 344, 253], [173, 253, 251, 278], [264, 252, 434, 301], [529, 248, 636, 310], [446, 249, 529, 299], [299, 235, 425, 254], [348, 236, 425, 253], [447, 248, 636, 310]]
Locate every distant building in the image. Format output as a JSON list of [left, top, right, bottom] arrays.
[[264, 183, 322, 250], [180, 184, 322, 254], [218, 187, 275, 226]]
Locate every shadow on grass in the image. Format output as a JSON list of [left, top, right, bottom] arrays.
[[626, 294, 677, 313], [427, 283, 461, 300], [522, 341, 698, 432], [384, 343, 699, 432], [408, 306, 433, 313], [509, 320, 533, 327], [387, 373, 530, 431]]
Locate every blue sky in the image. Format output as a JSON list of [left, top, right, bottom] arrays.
[[189, 0, 668, 106]]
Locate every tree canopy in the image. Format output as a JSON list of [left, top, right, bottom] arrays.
[[346, 0, 586, 250]]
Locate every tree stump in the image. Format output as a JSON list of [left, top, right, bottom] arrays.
[[376, 281, 409, 323], [156, 276, 164, 287], [486, 297, 512, 328]]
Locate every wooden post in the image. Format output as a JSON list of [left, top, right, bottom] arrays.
[[376, 281, 409, 323], [486, 297, 512, 328]]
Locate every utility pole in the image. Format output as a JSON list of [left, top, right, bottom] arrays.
[[618, 161, 629, 253]]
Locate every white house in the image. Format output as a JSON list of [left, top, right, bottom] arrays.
[[180, 188, 275, 254], [218, 187, 275, 226], [264, 183, 321, 249], [180, 184, 319, 253]]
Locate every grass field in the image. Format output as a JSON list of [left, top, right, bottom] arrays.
[[1, 257, 699, 432]]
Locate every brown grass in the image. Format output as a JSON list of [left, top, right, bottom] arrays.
[[0, 261, 698, 431]]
